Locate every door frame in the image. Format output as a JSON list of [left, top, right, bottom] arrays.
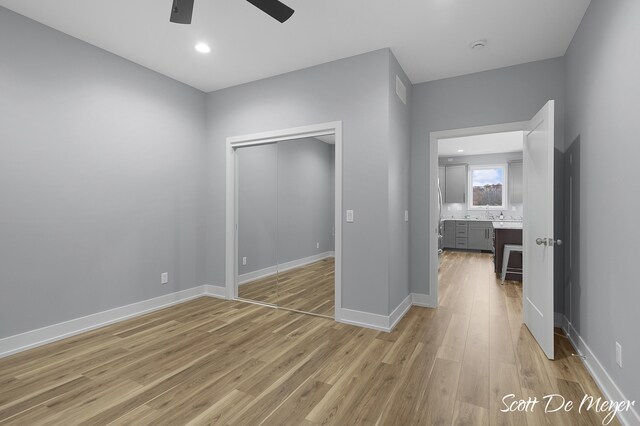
[[428, 121, 528, 307], [225, 121, 343, 319]]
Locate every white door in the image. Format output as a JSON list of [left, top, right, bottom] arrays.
[[523, 100, 557, 360]]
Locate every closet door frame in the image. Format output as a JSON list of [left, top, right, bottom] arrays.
[[226, 121, 343, 320]]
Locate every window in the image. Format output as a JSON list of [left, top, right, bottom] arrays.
[[468, 164, 508, 210]]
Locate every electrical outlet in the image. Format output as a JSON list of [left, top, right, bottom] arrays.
[[616, 342, 622, 368], [242, 257, 247, 266], [316, 242, 320, 249], [161, 272, 169, 285]]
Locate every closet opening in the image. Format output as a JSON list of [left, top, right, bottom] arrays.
[[225, 122, 343, 320]]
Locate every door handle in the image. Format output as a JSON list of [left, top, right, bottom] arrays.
[[549, 239, 562, 246], [536, 238, 547, 246]]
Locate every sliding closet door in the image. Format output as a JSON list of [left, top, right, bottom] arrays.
[[276, 138, 335, 316], [236, 143, 279, 305]]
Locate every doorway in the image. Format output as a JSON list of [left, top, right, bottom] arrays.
[[430, 121, 528, 307], [430, 101, 558, 359], [225, 122, 343, 320], [436, 129, 526, 354]]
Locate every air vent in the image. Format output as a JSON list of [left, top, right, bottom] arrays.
[[396, 75, 407, 105]]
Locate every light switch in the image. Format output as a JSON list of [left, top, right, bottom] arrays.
[[404, 210, 409, 222], [346, 210, 354, 223]]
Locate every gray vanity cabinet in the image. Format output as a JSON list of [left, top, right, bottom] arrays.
[[468, 227, 487, 250], [443, 220, 455, 248], [467, 221, 493, 251], [455, 221, 468, 249], [443, 220, 493, 251], [444, 164, 467, 204], [509, 161, 523, 205]]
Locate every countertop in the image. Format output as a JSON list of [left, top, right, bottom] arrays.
[[441, 217, 523, 230], [492, 221, 523, 230], [442, 217, 522, 223]]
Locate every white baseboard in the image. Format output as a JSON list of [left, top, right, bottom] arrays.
[[239, 252, 334, 285], [238, 265, 278, 285], [389, 294, 413, 330], [558, 314, 639, 426], [204, 284, 227, 299], [411, 292, 436, 308], [338, 308, 392, 332], [339, 294, 414, 333], [0, 285, 226, 359]]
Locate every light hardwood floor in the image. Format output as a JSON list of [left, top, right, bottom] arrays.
[[238, 258, 334, 317], [0, 251, 617, 425]]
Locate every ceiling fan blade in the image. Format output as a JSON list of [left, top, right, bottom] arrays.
[[246, 0, 295, 23], [170, 0, 194, 24]]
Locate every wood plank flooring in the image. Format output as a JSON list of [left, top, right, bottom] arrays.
[[0, 251, 618, 425], [238, 258, 334, 317]]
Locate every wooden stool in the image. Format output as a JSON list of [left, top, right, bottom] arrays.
[[501, 244, 523, 283]]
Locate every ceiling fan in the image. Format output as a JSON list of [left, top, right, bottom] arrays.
[[170, 0, 295, 24]]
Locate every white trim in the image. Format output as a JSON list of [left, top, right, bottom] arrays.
[[0, 286, 209, 359], [558, 316, 640, 426], [238, 265, 278, 286], [227, 125, 336, 146], [269, 251, 334, 275], [204, 285, 227, 299], [429, 121, 528, 310], [238, 252, 333, 285], [226, 121, 343, 319], [339, 308, 392, 332], [339, 294, 414, 333], [226, 133, 236, 300], [389, 294, 413, 330], [411, 293, 436, 308]]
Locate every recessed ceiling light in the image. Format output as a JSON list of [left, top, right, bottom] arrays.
[[470, 39, 487, 50], [195, 43, 211, 54], [457, 149, 464, 153]]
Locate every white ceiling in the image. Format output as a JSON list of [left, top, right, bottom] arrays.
[[0, 0, 590, 93], [438, 131, 523, 157]]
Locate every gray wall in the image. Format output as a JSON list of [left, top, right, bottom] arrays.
[[277, 139, 335, 264], [410, 57, 566, 311], [237, 144, 278, 275], [388, 54, 412, 311], [565, 0, 640, 404], [205, 49, 397, 315], [237, 138, 335, 276], [0, 8, 207, 338]]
